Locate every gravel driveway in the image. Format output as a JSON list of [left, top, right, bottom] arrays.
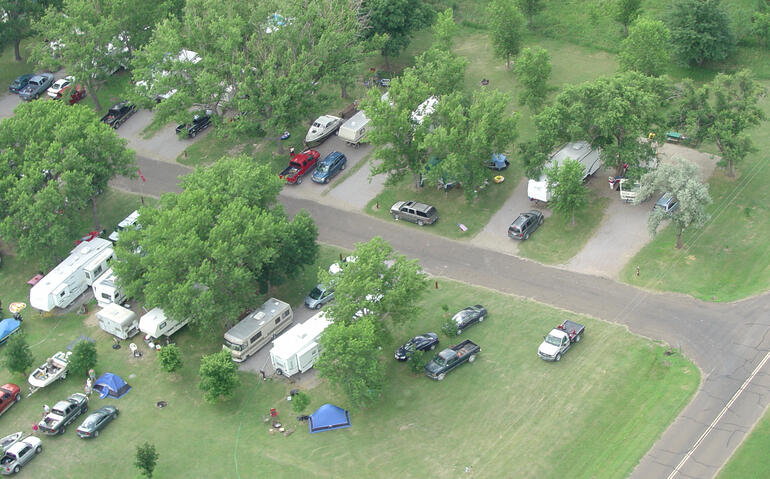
[[114, 109, 192, 163]]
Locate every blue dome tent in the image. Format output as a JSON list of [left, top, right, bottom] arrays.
[[0, 317, 21, 344], [308, 404, 351, 434], [93, 372, 131, 399]]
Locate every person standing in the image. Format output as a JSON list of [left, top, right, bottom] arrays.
[[289, 146, 295, 157]]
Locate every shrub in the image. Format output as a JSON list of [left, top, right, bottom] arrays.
[[291, 391, 311, 414], [406, 350, 430, 374], [3, 334, 33, 375], [442, 317, 459, 337], [157, 344, 182, 373], [69, 340, 97, 377]]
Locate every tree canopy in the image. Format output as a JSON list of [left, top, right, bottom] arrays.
[[0, 0, 53, 61], [513, 46, 552, 112], [618, 17, 671, 77], [487, 0, 525, 69], [613, 0, 642, 37], [198, 349, 240, 403], [546, 158, 589, 225], [0, 100, 135, 264], [362, 0, 433, 70], [666, 0, 735, 66], [516, 0, 544, 29], [112, 155, 318, 333]]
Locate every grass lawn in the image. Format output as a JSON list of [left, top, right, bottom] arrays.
[[717, 406, 770, 479], [0, 43, 36, 93], [518, 194, 610, 264], [0, 252, 698, 478]]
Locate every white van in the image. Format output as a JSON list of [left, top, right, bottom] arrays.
[[96, 303, 139, 340], [223, 298, 293, 362]]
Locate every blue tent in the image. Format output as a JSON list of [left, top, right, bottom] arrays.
[[308, 404, 351, 434], [490, 153, 509, 170], [0, 318, 21, 345], [93, 372, 131, 399]]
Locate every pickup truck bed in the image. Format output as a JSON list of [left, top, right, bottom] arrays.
[[558, 320, 584, 339]]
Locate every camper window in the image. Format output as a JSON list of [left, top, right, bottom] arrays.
[[275, 317, 281, 325], [101, 293, 111, 300], [158, 321, 166, 330], [59, 290, 66, 298], [282, 310, 290, 319], [250, 332, 262, 344]]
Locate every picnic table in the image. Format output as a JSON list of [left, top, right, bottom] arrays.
[[666, 131, 687, 144], [27, 274, 43, 286]]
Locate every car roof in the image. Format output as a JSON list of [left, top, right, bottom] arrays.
[[322, 151, 343, 162], [29, 75, 47, 82]]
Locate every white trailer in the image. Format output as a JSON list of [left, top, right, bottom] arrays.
[[411, 96, 438, 125], [92, 268, 126, 308], [527, 141, 601, 203], [82, 248, 115, 286], [30, 238, 113, 312], [139, 307, 189, 340], [96, 303, 139, 340], [338, 110, 370, 147], [270, 311, 332, 377]]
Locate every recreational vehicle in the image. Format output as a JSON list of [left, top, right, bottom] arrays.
[[139, 308, 189, 340], [96, 303, 139, 340], [337, 110, 369, 147], [411, 96, 438, 125], [527, 141, 601, 203], [30, 238, 113, 312], [223, 298, 293, 362], [82, 248, 115, 286], [269, 310, 332, 377], [108, 210, 140, 243], [92, 268, 126, 308]]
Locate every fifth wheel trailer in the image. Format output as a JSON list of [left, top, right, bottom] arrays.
[[270, 310, 332, 377], [527, 141, 601, 203]]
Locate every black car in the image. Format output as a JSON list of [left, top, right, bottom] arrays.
[[176, 112, 212, 138], [100, 101, 136, 129], [76, 406, 119, 438], [507, 210, 544, 240], [452, 305, 487, 335], [395, 333, 439, 361], [9, 74, 33, 94]]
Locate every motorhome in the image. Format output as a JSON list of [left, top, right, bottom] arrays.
[[527, 141, 601, 203], [337, 110, 369, 147], [269, 310, 332, 377], [223, 298, 293, 362], [95, 303, 139, 340], [30, 238, 113, 312], [82, 247, 115, 286], [139, 307, 189, 340], [92, 268, 126, 308]]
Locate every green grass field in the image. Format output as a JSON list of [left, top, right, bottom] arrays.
[[717, 405, 770, 479]]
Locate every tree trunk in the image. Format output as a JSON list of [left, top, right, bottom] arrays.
[[727, 160, 735, 178], [506, 54, 510, 70], [623, 23, 629, 37], [91, 197, 100, 230], [385, 54, 391, 72], [413, 172, 421, 189], [676, 230, 683, 249], [275, 136, 284, 154], [571, 211, 576, 226], [340, 81, 348, 99], [13, 39, 22, 62], [528, 15, 534, 29], [89, 83, 102, 112]]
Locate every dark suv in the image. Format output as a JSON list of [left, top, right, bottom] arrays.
[[390, 201, 438, 226], [508, 210, 544, 240]]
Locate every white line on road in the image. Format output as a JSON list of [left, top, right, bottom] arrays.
[[667, 349, 770, 479]]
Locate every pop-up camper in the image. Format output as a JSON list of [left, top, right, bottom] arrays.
[[96, 303, 139, 340], [338, 110, 369, 147], [527, 141, 601, 203], [30, 238, 113, 312]]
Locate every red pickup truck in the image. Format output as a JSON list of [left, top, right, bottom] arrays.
[[279, 149, 320, 184]]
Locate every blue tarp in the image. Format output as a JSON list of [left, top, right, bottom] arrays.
[[0, 318, 21, 344], [93, 372, 131, 399], [308, 404, 351, 434]]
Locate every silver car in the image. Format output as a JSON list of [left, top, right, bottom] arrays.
[[1, 436, 41, 475], [304, 284, 334, 309]]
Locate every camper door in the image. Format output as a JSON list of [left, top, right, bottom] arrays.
[[297, 341, 320, 373], [52, 283, 70, 308]]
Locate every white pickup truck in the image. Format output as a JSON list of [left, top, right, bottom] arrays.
[[538, 320, 585, 362]]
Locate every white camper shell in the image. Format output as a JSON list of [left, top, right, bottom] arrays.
[[92, 268, 126, 308], [223, 298, 293, 362], [96, 303, 139, 340], [527, 141, 601, 203], [30, 238, 113, 312], [270, 310, 332, 377], [139, 307, 189, 340], [338, 110, 370, 147]]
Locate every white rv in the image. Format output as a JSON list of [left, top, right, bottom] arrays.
[[82, 247, 114, 286], [92, 268, 126, 308], [108, 210, 140, 243], [527, 141, 602, 203], [139, 307, 190, 340], [338, 110, 370, 147], [96, 303, 139, 340], [411, 96, 438, 125], [223, 298, 293, 362], [270, 310, 332, 377], [30, 238, 113, 312]]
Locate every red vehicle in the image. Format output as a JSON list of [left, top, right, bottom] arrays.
[[56, 84, 87, 105], [75, 230, 102, 245], [279, 149, 320, 184], [0, 384, 21, 416]]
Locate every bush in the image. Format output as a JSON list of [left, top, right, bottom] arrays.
[[69, 340, 98, 377], [135, 442, 159, 478], [3, 334, 33, 375], [406, 350, 430, 374], [291, 391, 311, 414], [157, 344, 182, 373], [441, 317, 459, 338]]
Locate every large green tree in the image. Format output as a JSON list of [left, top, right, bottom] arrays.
[[613, 0, 642, 36], [0, 0, 53, 61], [362, 0, 433, 70], [547, 158, 590, 225], [516, 0, 544, 29], [487, 0, 525, 69], [112, 156, 318, 333], [666, 0, 735, 66], [672, 70, 765, 177], [431, 8, 458, 52], [198, 349, 240, 403], [635, 157, 711, 249], [618, 17, 671, 77], [513, 46, 551, 112], [422, 89, 519, 201], [0, 100, 135, 263]]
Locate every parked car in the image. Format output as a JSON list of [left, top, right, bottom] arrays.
[[0, 436, 41, 475], [654, 193, 679, 213], [390, 201, 439, 226], [76, 406, 119, 439], [18, 74, 54, 101], [46, 76, 74, 98], [8, 75, 33, 94], [304, 284, 334, 309], [38, 393, 88, 435], [0, 385, 20, 417], [394, 333, 439, 361], [312, 151, 347, 184], [56, 84, 86, 105], [508, 210, 544, 240], [176, 112, 212, 138], [100, 101, 136, 129], [452, 305, 487, 335], [424, 339, 480, 380]]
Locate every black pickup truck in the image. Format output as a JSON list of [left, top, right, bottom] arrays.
[[38, 393, 89, 435], [101, 101, 136, 129], [176, 112, 212, 138], [424, 339, 480, 381]]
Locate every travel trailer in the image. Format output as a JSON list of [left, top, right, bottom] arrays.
[[139, 308, 189, 340], [223, 298, 293, 362], [30, 238, 113, 312], [337, 110, 369, 147], [91, 268, 126, 308], [527, 141, 601, 203], [82, 248, 115, 286], [270, 310, 332, 377], [96, 303, 139, 340]]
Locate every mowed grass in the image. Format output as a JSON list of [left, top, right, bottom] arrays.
[[0, 43, 36, 92], [717, 406, 770, 479], [0, 271, 698, 478], [620, 81, 770, 301]]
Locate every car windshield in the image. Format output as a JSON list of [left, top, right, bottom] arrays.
[[308, 286, 324, 299], [316, 164, 329, 173], [545, 334, 562, 346], [433, 356, 447, 367], [403, 339, 416, 352], [222, 339, 243, 351], [453, 311, 468, 324]]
